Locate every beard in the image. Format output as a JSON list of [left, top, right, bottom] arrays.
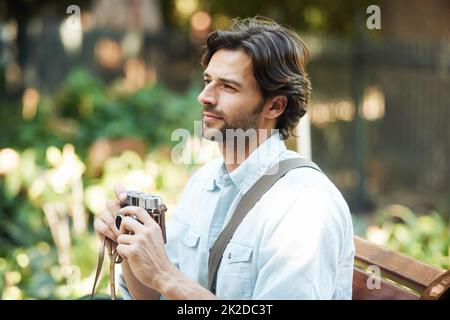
[[202, 99, 264, 143]]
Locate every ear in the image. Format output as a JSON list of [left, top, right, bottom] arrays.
[[264, 95, 288, 120]]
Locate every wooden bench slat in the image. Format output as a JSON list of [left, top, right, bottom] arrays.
[[354, 236, 444, 292], [352, 268, 420, 300]]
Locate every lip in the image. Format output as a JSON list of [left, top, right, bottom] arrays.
[[202, 112, 223, 120]]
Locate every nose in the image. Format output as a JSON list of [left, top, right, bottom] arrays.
[[197, 83, 217, 107]]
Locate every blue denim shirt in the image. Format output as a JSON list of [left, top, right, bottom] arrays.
[[119, 134, 355, 299]]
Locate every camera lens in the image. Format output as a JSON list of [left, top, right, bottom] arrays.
[[115, 214, 140, 231], [144, 195, 162, 209], [115, 214, 123, 230]]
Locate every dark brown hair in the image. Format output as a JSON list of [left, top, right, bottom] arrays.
[[201, 17, 311, 140]]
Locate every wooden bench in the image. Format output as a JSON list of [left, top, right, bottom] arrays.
[[352, 236, 450, 300]]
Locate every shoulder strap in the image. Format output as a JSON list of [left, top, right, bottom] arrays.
[[207, 157, 323, 293]]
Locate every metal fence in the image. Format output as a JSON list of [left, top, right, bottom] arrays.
[[308, 36, 450, 214]]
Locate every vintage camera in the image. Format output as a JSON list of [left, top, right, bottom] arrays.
[[115, 191, 167, 243]]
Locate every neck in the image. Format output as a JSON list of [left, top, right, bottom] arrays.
[[219, 131, 272, 173]]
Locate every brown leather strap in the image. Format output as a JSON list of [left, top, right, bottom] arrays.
[[108, 239, 116, 300], [91, 238, 106, 299], [91, 238, 121, 300]]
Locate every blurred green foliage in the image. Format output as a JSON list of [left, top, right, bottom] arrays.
[[10, 68, 201, 154], [366, 204, 450, 269], [0, 68, 202, 299]]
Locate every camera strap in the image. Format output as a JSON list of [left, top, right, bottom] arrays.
[[91, 237, 122, 300], [207, 157, 323, 294]]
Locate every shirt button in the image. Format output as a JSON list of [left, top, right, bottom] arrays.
[[228, 253, 232, 259]]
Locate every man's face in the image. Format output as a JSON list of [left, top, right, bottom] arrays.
[[198, 49, 265, 141]]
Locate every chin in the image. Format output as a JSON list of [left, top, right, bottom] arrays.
[[202, 125, 224, 142]]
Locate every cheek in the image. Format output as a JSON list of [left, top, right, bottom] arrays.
[[220, 93, 256, 118], [217, 96, 238, 121]]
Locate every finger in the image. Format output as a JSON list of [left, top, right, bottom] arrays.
[[93, 218, 117, 242], [100, 209, 120, 237], [120, 216, 145, 234], [113, 184, 127, 203], [117, 234, 134, 245], [106, 199, 121, 214], [119, 206, 154, 227], [116, 244, 127, 259], [116, 243, 136, 260]]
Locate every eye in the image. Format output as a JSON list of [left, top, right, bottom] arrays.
[[203, 79, 211, 86], [222, 84, 236, 92]]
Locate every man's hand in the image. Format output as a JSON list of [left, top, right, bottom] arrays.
[[116, 205, 176, 292], [94, 185, 217, 299], [93, 184, 128, 245]]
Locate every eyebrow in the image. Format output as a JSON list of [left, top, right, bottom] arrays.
[[203, 72, 243, 88]]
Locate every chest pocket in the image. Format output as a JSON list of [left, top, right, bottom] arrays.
[[182, 228, 200, 248], [178, 226, 201, 278], [216, 242, 254, 299]]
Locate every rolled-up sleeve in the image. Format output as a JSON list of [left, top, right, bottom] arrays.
[[117, 270, 133, 300]]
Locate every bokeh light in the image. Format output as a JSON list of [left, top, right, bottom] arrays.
[[0, 148, 21, 175], [22, 88, 40, 121], [361, 86, 385, 121], [95, 38, 123, 69], [190, 11, 212, 32], [175, 0, 198, 17], [123, 58, 147, 91], [59, 17, 83, 54]]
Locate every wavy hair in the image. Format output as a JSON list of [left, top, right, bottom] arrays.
[[201, 17, 311, 140]]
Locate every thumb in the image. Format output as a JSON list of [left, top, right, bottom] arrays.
[[114, 184, 127, 203]]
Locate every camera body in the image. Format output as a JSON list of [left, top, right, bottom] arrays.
[[115, 191, 167, 243]]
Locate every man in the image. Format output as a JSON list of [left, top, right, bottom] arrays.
[[93, 17, 355, 299]]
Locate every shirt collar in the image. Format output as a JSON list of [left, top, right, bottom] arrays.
[[203, 133, 287, 194]]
